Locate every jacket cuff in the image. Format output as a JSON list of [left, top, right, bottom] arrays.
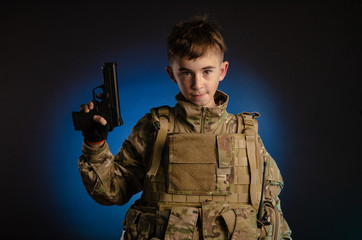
[[82, 140, 109, 162]]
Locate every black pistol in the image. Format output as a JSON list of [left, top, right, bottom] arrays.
[[72, 62, 123, 132]]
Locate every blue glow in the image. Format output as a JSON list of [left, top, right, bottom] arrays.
[[46, 47, 284, 239]]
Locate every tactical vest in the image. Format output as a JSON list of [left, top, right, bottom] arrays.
[[123, 107, 267, 240], [143, 107, 263, 206]]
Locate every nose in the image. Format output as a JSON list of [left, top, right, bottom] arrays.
[[192, 74, 203, 90]]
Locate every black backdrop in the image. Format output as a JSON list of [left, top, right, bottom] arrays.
[[2, 1, 361, 239]]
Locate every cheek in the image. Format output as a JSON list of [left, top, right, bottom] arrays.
[[177, 81, 188, 92], [178, 79, 191, 88], [211, 82, 219, 91], [208, 76, 221, 89]]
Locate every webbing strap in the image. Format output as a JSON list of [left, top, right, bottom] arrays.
[[147, 107, 170, 177], [145, 191, 252, 204], [241, 113, 260, 209], [246, 134, 258, 209]]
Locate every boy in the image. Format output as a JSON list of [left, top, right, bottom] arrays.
[[78, 16, 292, 239]]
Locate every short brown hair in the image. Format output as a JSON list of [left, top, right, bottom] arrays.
[[167, 15, 226, 62]]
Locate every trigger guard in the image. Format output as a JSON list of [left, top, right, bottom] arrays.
[[92, 85, 104, 101]]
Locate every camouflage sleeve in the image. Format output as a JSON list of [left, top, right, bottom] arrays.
[[258, 135, 292, 239], [78, 114, 154, 206]]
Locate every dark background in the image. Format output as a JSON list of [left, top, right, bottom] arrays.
[[2, 1, 361, 239]]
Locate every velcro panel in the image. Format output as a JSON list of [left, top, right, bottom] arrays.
[[168, 133, 217, 194]]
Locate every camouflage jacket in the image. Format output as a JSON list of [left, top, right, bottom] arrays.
[[79, 90, 292, 239]]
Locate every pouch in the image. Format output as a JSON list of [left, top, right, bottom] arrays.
[[258, 201, 282, 240], [155, 210, 171, 239], [221, 205, 258, 240], [258, 179, 285, 240], [167, 133, 217, 194], [123, 208, 143, 240], [137, 213, 156, 240], [201, 201, 229, 240], [164, 206, 199, 240], [123, 206, 157, 240]]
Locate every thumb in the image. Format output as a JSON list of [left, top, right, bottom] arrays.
[[93, 115, 108, 126]]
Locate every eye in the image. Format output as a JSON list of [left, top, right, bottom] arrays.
[[204, 69, 213, 75], [181, 71, 192, 76]]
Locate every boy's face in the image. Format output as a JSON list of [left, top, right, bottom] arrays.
[[166, 49, 229, 108]]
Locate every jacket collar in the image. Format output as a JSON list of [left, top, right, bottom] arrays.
[[174, 90, 230, 133]]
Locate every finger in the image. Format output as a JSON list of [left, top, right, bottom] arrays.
[[83, 104, 89, 113], [89, 101, 94, 110], [84, 101, 94, 113], [80, 104, 86, 111], [93, 115, 107, 126]]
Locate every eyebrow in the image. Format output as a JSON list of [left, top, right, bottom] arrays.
[[178, 66, 216, 71]]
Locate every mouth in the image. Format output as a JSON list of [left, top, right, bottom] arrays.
[[191, 93, 205, 99]]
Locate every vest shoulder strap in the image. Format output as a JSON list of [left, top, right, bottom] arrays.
[[236, 112, 260, 134], [236, 112, 261, 209], [147, 106, 174, 177]]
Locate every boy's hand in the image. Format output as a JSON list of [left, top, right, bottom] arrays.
[[80, 101, 109, 148], [80, 101, 108, 126]]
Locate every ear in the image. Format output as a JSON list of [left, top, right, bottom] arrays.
[[166, 66, 177, 83], [219, 61, 229, 81]]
